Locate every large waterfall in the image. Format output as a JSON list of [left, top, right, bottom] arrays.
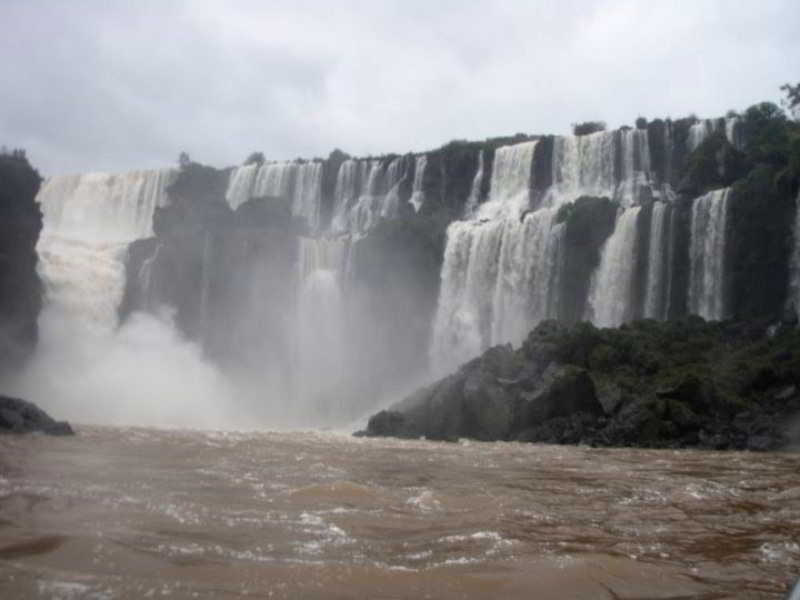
[[35, 169, 175, 329], [688, 188, 730, 321], [18, 168, 237, 428], [431, 141, 565, 374], [17, 113, 773, 428]]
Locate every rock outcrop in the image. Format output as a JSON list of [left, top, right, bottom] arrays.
[[0, 150, 43, 372], [361, 318, 800, 450], [0, 395, 73, 435]]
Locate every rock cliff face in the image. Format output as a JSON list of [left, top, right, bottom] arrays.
[[0, 151, 43, 373], [362, 318, 800, 450]]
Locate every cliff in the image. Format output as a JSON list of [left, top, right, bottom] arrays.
[[0, 150, 43, 372]]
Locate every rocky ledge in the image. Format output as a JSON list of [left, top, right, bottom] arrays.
[[359, 317, 800, 451], [0, 395, 73, 435]]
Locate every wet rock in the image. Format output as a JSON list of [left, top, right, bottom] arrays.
[[0, 395, 73, 435], [518, 364, 602, 425], [747, 434, 778, 452], [364, 410, 407, 437]]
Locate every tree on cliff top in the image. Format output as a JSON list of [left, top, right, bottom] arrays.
[[572, 121, 606, 136], [244, 152, 265, 166], [781, 82, 800, 120]]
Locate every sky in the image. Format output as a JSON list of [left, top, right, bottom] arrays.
[[1, 0, 798, 177]]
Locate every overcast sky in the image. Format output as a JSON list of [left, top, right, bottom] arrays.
[[2, 0, 798, 177]]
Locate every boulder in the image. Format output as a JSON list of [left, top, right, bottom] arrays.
[[517, 364, 602, 427], [0, 396, 73, 435]]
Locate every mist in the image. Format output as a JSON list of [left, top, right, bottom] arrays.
[[10, 306, 238, 429]]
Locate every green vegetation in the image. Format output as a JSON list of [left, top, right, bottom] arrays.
[[243, 152, 265, 166], [572, 121, 606, 136]]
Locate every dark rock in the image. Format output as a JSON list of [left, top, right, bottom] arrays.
[[0, 395, 74, 435], [518, 364, 602, 426], [0, 151, 44, 372], [361, 314, 800, 451], [364, 410, 407, 437]]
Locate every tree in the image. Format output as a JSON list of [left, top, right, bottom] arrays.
[[178, 151, 191, 169], [572, 121, 606, 136], [781, 82, 800, 119], [244, 151, 265, 166]]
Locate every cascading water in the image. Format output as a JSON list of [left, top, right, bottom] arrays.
[[225, 164, 260, 211], [687, 117, 741, 152], [788, 190, 800, 318], [18, 168, 235, 428], [463, 150, 484, 217], [295, 236, 352, 420], [431, 141, 566, 374], [35, 169, 176, 330], [331, 157, 409, 234], [643, 201, 672, 320], [545, 128, 652, 208], [290, 162, 324, 230], [225, 161, 323, 230], [688, 188, 730, 320], [586, 206, 642, 327], [409, 155, 427, 213]]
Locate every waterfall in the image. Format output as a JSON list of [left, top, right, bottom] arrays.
[[35, 169, 176, 330], [431, 141, 565, 374], [688, 188, 730, 320], [491, 208, 563, 344], [224, 164, 259, 211], [225, 161, 323, 229], [409, 155, 427, 213], [291, 162, 323, 231], [295, 236, 352, 420], [586, 206, 642, 327], [788, 190, 800, 319], [643, 201, 671, 320], [463, 150, 484, 217], [331, 157, 408, 234], [546, 128, 652, 208], [687, 117, 741, 152]]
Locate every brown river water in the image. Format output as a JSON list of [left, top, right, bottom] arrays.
[[0, 427, 798, 599]]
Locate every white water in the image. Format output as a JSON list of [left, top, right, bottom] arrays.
[[546, 128, 652, 209], [643, 201, 671, 320], [431, 141, 566, 374], [331, 157, 409, 234], [687, 117, 740, 152], [688, 188, 730, 320], [295, 237, 352, 421], [15, 168, 238, 428], [463, 150, 485, 217], [409, 155, 427, 213], [225, 161, 323, 229], [586, 206, 642, 327], [35, 169, 175, 330], [788, 190, 800, 318]]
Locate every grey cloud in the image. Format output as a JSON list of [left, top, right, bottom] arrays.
[[1, 0, 798, 176]]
